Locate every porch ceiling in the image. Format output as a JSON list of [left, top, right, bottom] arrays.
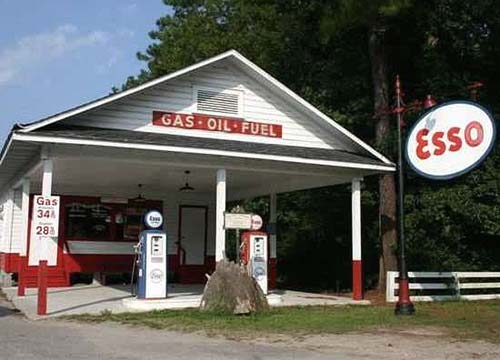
[[27, 143, 366, 200]]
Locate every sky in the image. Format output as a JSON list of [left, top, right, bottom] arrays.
[[0, 0, 171, 143]]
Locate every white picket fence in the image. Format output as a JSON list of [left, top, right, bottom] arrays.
[[386, 271, 500, 302]]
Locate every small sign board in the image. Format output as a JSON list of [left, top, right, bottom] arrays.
[[406, 101, 496, 180], [32, 195, 60, 237], [224, 213, 252, 230]]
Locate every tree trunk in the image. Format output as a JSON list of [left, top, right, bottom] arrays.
[[368, 24, 398, 292]]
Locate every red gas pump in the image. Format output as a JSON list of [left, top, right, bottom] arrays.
[[240, 231, 268, 294]]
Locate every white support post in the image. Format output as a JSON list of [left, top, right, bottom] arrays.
[[20, 179, 30, 257], [215, 169, 226, 262], [17, 178, 30, 296], [269, 193, 277, 259], [42, 159, 53, 197], [351, 178, 363, 300]]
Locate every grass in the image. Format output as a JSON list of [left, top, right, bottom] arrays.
[[63, 301, 500, 343]]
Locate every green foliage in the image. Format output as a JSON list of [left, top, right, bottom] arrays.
[[119, 0, 500, 288]]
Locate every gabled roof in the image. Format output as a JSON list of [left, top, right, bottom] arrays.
[[15, 125, 393, 170], [16, 49, 393, 166]]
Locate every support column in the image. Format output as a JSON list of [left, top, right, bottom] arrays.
[[215, 169, 226, 262], [269, 193, 277, 289], [17, 178, 30, 296], [38, 158, 53, 315], [351, 178, 363, 300]]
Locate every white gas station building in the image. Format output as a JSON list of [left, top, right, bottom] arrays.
[[0, 50, 395, 309]]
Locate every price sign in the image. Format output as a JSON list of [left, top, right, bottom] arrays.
[[32, 195, 60, 237]]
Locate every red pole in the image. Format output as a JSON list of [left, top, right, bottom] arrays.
[[352, 260, 363, 300], [37, 259, 48, 315], [17, 257, 26, 297]]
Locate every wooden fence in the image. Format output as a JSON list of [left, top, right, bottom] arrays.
[[386, 271, 500, 302]]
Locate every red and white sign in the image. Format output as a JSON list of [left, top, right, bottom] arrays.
[[32, 195, 60, 237], [406, 101, 496, 179], [152, 111, 283, 138], [250, 214, 263, 230]]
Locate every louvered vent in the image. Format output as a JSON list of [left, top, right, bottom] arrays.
[[196, 89, 240, 115]]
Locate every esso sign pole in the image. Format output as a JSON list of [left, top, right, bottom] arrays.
[[397, 77, 496, 317]]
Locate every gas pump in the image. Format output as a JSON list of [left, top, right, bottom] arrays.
[[136, 210, 167, 299], [240, 231, 268, 294]]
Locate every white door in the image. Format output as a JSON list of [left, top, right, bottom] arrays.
[[179, 206, 207, 265]]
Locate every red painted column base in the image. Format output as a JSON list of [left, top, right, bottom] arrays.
[[352, 260, 363, 300], [268, 258, 277, 289], [37, 260, 48, 316], [17, 256, 26, 297], [395, 278, 415, 315]]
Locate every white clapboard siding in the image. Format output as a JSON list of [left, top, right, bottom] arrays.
[[9, 189, 23, 254], [67, 63, 338, 149], [0, 194, 5, 252], [0, 192, 13, 253]]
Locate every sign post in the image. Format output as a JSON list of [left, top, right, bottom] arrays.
[[33, 195, 60, 315], [394, 76, 415, 316]]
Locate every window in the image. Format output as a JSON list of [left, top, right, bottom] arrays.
[[62, 197, 163, 242], [65, 203, 111, 239], [194, 86, 243, 117]]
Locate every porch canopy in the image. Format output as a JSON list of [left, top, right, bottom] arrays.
[[0, 50, 395, 299]]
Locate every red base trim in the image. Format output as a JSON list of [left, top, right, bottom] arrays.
[[352, 260, 363, 300], [397, 278, 412, 305], [0, 252, 21, 273], [268, 258, 277, 289]]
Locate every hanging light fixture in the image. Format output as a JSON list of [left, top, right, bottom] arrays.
[[132, 184, 146, 202], [179, 170, 195, 192]]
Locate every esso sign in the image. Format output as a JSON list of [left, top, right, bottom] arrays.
[[250, 214, 263, 230], [406, 101, 496, 179], [144, 210, 163, 229]]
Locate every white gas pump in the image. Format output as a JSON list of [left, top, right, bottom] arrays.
[[137, 210, 167, 299], [240, 231, 268, 294]]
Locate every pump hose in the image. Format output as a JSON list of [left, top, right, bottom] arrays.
[[130, 251, 138, 296]]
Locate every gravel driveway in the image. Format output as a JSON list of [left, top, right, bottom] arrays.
[[1, 297, 498, 359]]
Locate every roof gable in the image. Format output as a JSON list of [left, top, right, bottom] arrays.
[[18, 50, 391, 164]]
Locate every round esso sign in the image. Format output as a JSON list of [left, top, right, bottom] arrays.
[[405, 101, 496, 180], [144, 210, 163, 229], [250, 214, 263, 230]]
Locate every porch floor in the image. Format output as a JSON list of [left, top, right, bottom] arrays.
[[2, 284, 370, 320]]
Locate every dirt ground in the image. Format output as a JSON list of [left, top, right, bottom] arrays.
[[1, 295, 499, 359], [243, 328, 500, 360]]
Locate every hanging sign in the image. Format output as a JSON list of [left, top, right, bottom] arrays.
[[32, 196, 60, 237], [224, 213, 252, 230], [405, 101, 496, 180], [152, 111, 283, 138]]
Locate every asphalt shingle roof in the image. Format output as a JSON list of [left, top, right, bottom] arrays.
[[29, 126, 392, 167]]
